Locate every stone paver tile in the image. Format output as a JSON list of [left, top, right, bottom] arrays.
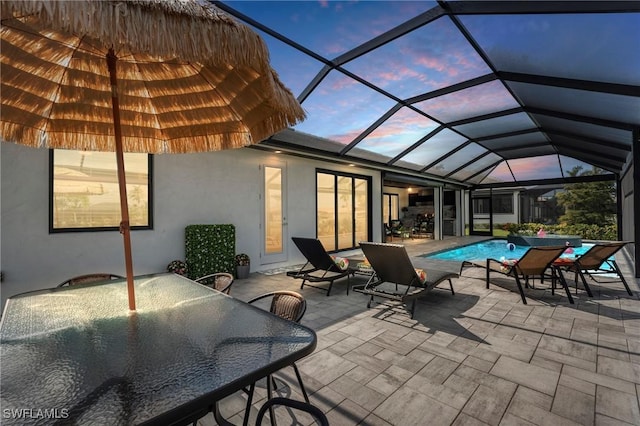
[[570, 327, 599, 345], [448, 335, 482, 355], [499, 412, 537, 425], [309, 385, 346, 413], [594, 414, 636, 426], [509, 386, 553, 411], [360, 413, 393, 426], [563, 365, 636, 394], [344, 350, 392, 374], [406, 347, 437, 364], [597, 356, 640, 384], [366, 368, 411, 397], [534, 348, 597, 371], [298, 349, 357, 385], [479, 335, 536, 362], [325, 398, 370, 426], [418, 339, 470, 363], [375, 349, 427, 374], [530, 355, 563, 373], [416, 355, 460, 385], [452, 412, 491, 426], [443, 373, 480, 402], [329, 336, 368, 355], [454, 364, 518, 395], [405, 371, 472, 410], [551, 385, 595, 426], [469, 346, 501, 364], [506, 397, 581, 426], [490, 356, 560, 396], [339, 319, 387, 341], [346, 365, 378, 385], [538, 334, 598, 362], [598, 346, 631, 362], [463, 355, 496, 373], [353, 341, 386, 357], [328, 375, 386, 412], [558, 373, 596, 396], [595, 385, 640, 424], [373, 386, 459, 426], [462, 384, 515, 426], [371, 332, 419, 355]]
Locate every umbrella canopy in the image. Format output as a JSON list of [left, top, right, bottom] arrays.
[[1, 0, 306, 310]]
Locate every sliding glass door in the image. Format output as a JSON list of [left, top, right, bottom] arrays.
[[317, 170, 370, 251]]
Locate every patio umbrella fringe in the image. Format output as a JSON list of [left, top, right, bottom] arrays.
[[1, 0, 271, 70]]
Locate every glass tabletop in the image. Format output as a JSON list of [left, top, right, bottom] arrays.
[[0, 274, 317, 425]]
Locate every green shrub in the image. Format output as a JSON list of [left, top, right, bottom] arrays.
[[185, 224, 235, 279]]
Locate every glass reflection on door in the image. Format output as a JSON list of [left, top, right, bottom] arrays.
[[265, 166, 283, 254]]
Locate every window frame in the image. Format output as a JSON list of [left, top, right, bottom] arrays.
[[49, 149, 154, 233], [316, 168, 372, 252]]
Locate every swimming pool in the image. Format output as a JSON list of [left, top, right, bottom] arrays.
[[423, 239, 593, 263]]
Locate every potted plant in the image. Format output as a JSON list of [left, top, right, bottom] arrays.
[[235, 253, 250, 279], [167, 260, 188, 276]]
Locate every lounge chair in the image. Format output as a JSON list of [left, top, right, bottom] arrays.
[[562, 241, 633, 296], [352, 242, 457, 318], [486, 246, 572, 304], [288, 237, 350, 296]]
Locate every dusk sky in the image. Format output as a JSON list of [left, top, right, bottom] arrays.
[[224, 1, 639, 184]]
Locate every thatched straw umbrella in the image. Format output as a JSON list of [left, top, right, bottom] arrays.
[[1, 0, 305, 310]]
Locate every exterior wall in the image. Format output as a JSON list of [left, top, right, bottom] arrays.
[[0, 143, 381, 307]]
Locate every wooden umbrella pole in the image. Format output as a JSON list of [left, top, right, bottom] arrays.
[[107, 49, 136, 311]]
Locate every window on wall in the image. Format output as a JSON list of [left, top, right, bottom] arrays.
[[492, 194, 514, 214], [317, 170, 370, 251], [50, 149, 152, 232], [472, 194, 513, 215]]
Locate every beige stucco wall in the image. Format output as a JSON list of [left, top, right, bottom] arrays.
[[0, 143, 382, 308]]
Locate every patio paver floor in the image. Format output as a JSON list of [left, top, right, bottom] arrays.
[[198, 237, 640, 426]]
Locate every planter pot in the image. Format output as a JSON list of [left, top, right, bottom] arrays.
[[236, 265, 250, 279]]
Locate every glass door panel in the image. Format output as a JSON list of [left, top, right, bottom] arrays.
[[261, 163, 287, 264], [317, 173, 336, 251]]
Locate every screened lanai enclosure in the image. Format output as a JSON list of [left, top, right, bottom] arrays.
[[217, 1, 639, 275]]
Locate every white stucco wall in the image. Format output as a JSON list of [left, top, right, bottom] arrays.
[[0, 143, 382, 307]]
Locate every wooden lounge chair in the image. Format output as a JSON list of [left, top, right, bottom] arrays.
[[288, 237, 350, 296], [562, 241, 633, 296], [352, 242, 457, 318], [486, 246, 572, 304]]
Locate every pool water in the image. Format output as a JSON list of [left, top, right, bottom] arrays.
[[424, 239, 592, 263]]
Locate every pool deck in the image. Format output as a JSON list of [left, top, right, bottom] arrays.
[[202, 236, 639, 426]]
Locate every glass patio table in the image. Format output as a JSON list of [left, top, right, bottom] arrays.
[[0, 273, 317, 425]]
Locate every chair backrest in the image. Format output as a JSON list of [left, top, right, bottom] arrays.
[[248, 291, 306, 323], [194, 272, 234, 294], [515, 246, 566, 275], [575, 242, 629, 270], [291, 237, 340, 272], [359, 241, 421, 287], [57, 273, 124, 287]]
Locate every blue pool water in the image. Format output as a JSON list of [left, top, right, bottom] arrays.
[[424, 239, 593, 263]]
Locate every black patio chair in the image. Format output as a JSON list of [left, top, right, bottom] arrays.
[[194, 272, 234, 294], [287, 237, 350, 296], [352, 242, 458, 318], [243, 291, 310, 425]]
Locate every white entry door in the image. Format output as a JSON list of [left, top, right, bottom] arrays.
[[260, 162, 288, 264]]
